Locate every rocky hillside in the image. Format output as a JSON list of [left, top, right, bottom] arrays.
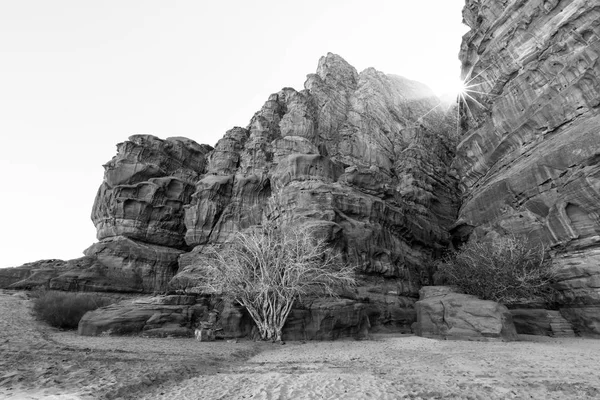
[[454, 0, 600, 334]]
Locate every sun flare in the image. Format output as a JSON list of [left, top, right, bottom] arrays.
[[450, 78, 468, 98]]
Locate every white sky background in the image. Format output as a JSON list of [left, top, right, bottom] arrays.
[[0, 0, 469, 268]]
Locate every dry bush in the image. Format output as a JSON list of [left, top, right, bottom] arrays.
[[32, 290, 113, 330], [436, 237, 557, 304], [190, 224, 356, 342]]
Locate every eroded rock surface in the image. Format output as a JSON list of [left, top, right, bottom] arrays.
[[78, 295, 372, 341], [454, 0, 600, 334], [175, 53, 460, 331], [182, 53, 458, 304], [0, 260, 74, 290], [78, 295, 203, 337], [4, 54, 460, 338], [82, 135, 211, 293], [510, 308, 576, 337], [414, 286, 518, 341], [3, 239, 183, 293], [93, 135, 212, 248]]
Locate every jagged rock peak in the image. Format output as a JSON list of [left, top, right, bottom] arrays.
[[314, 52, 359, 86], [184, 53, 459, 283]]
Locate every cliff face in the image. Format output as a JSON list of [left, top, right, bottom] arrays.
[[179, 54, 459, 330], [92, 135, 212, 249], [2, 54, 459, 334], [455, 0, 600, 334], [185, 54, 458, 282], [2, 136, 214, 293]]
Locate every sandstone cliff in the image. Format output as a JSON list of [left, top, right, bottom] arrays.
[[179, 53, 459, 331], [5, 1, 599, 338], [2, 54, 460, 336], [184, 54, 458, 278], [455, 0, 600, 334], [3, 136, 213, 293]]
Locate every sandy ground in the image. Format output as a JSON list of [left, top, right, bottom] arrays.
[[1, 290, 599, 400]]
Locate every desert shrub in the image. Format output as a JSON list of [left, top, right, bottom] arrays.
[[436, 237, 557, 304], [32, 290, 113, 330], [190, 224, 357, 342]]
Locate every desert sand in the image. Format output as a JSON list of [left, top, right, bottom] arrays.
[[1, 290, 599, 400]]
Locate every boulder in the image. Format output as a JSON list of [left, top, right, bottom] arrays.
[[414, 286, 518, 341]]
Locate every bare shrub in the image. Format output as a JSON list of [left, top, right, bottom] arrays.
[[33, 290, 113, 330], [190, 225, 356, 342], [436, 237, 557, 304]]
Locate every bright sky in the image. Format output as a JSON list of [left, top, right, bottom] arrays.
[[0, 0, 469, 268]]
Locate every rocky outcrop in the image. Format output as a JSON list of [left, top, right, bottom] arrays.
[[510, 308, 575, 337], [3, 240, 183, 293], [454, 0, 600, 334], [1, 260, 70, 290], [414, 286, 518, 341], [78, 295, 371, 341], [85, 135, 211, 292], [93, 135, 212, 248], [1, 136, 212, 294], [175, 53, 461, 332], [78, 295, 204, 337], [283, 299, 370, 340]]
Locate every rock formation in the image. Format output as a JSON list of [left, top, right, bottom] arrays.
[[414, 286, 518, 341], [184, 54, 458, 277], [179, 53, 459, 331], [78, 294, 372, 340], [93, 134, 212, 249], [3, 136, 213, 294], [454, 0, 600, 335], [510, 308, 576, 337], [3, 53, 459, 339], [5, 0, 600, 338], [5, 1, 599, 339]]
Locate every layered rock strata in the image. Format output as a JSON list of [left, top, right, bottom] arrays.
[[455, 0, 600, 334], [4, 240, 183, 293], [3, 136, 213, 293], [510, 308, 576, 337], [184, 53, 458, 278], [4, 54, 460, 338], [179, 53, 459, 331], [86, 135, 212, 292], [93, 135, 212, 248], [78, 294, 370, 341]]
